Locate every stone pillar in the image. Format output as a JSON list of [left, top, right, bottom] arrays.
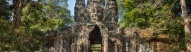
[[125, 41, 129, 52], [87, 40, 90, 52], [77, 43, 81, 52], [71, 43, 77, 52], [83, 38, 89, 52], [59, 39, 63, 52], [119, 44, 122, 52], [53, 35, 64, 52], [139, 44, 147, 52], [103, 37, 108, 52], [130, 39, 135, 52], [115, 43, 118, 52]]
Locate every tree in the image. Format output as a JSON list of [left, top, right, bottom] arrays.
[[180, 0, 191, 51], [13, 0, 31, 29], [22, 0, 71, 31], [121, 0, 181, 29], [0, 0, 72, 51], [121, 0, 187, 51]]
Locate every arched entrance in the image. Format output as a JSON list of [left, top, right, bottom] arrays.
[[89, 25, 102, 52]]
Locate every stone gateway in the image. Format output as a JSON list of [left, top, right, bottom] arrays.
[[43, 0, 173, 52]]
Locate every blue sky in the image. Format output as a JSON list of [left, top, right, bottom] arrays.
[[67, 0, 87, 16], [67, 0, 76, 16]]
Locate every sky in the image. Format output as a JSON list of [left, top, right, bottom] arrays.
[[67, 0, 76, 16], [67, 0, 87, 16]]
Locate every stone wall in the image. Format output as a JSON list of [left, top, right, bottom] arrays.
[[121, 28, 175, 52]]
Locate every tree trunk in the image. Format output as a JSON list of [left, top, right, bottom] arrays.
[[13, 0, 21, 29], [13, 0, 30, 29], [180, 0, 191, 51]]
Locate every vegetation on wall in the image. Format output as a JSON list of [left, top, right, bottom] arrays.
[[119, 0, 191, 51]]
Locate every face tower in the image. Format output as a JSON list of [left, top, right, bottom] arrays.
[[73, 0, 120, 52]]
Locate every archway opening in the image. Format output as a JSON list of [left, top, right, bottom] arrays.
[[89, 25, 102, 52]]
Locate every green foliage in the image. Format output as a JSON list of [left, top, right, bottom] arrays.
[[120, 0, 185, 35], [120, 0, 190, 51], [22, 1, 71, 31], [0, 0, 72, 51], [122, 0, 177, 28]]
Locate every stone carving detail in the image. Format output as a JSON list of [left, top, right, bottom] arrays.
[[104, 0, 118, 23], [74, 0, 86, 23], [61, 0, 120, 52], [88, 0, 104, 22]]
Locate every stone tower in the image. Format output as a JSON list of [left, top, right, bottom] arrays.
[[72, 0, 122, 52]]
